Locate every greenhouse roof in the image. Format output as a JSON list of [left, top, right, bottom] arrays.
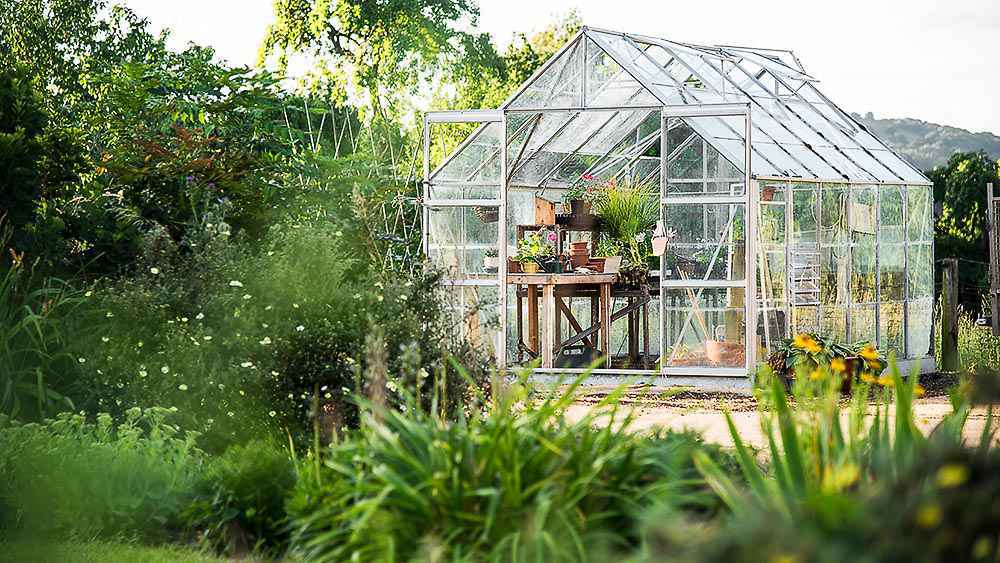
[[431, 27, 929, 188]]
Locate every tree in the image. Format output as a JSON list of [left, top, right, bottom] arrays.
[[259, 0, 480, 116], [0, 0, 165, 117], [928, 151, 1000, 313], [0, 67, 87, 257]]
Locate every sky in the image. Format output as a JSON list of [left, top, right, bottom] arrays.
[[124, 0, 1000, 135]]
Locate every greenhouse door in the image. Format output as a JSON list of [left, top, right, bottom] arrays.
[[660, 105, 756, 377], [422, 111, 508, 367]]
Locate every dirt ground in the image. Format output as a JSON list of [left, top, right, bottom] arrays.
[[566, 375, 997, 448]]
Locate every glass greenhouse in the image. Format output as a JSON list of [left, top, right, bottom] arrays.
[[422, 27, 934, 383]]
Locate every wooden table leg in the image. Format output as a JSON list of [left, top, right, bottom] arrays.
[[527, 284, 538, 357], [554, 296, 562, 361], [642, 298, 650, 370], [541, 284, 555, 368], [600, 283, 611, 368]]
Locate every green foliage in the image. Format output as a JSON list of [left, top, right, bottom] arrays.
[[0, 407, 204, 542], [515, 231, 556, 264], [0, 228, 80, 420], [592, 178, 659, 269], [286, 371, 728, 562], [0, 66, 88, 255], [261, 0, 480, 114], [0, 540, 227, 563], [183, 440, 296, 557]]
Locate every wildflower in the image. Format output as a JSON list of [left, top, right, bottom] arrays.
[[809, 368, 823, 381], [335, 230, 343, 237], [149, 267, 160, 275], [830, 357, 846, 373], [243, 294, 252, 300], [324, 393, 332, 399], [106, 311, 114, 318], [227, 411, 235, 417], [914, 384, 926, 397], [860, 373, 876, 384], [180, 317, 188, 323], [178, 384, 188, 391], [268, 410, 277, 417], [203, 335, 213, 341], [858, 344, 879, 361], [262, 323, 269, 329], [271, 370, 280, 376], [265, 305, 273, 311], [293, 303, 300, 309], [792, 333, 822, 354], [195, 312, 204, 320], [186, 175, 194, 184], [239, 390, 246, 396], [915, 503, 942, 528], [937, 463, 969, 488], [267, 250, 275, 256], [259, 336, 272, 345], [866, 359, 883, 371], [139, 369, 147, 378], [240, 361, 253, 368], [876, 375, 893, 387], [161, 365, 170, 374], [296, 325, 305, 332], [78, 357, 86, 364], [137, 341, 143, 348], [229, 280, 243, 287], [85, 290, 93, 297]]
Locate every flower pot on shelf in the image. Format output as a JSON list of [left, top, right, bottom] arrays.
[[483, 256, 499, 273], [522, 261, 540, 274], [508, 259, 521, 273], [586, 258, 606, 273], [761, 186, 777, 202], [569, 199, 592, 217], [705, 340, 724, 364]]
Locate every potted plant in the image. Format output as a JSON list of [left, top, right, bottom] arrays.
[[592, 177, 658, 286], [564, 174, 605, 217], [516, 231, 554, 274], [483, 248, 499, 273]]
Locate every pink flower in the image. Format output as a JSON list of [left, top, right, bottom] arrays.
[[547, 232, 557, 242], [581, 173, 594, 181]]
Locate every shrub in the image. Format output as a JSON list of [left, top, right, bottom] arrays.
[[183, 440, 296, 557], [0, 407, 203, 542], [286, 371, 728, 562]]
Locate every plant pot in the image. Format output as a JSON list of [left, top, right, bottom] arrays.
[[522, 262, 540, 274], [601, 256, 622, 274], [587, 258, 606, 273], [761, 186, 776, 202], [570, 253, 589, 269], [705, 340, 724, 364], [569, 199, 591, 217], [483, 256, 499, 273], [508, 258, 521, 273], [570, 241, 589, 252]]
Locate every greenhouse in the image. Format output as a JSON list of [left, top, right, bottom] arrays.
[[422, 27, 935, 384]]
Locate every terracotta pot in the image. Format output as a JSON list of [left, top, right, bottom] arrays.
[[571, 241, 589, 251], [507, 259, 521, 273], [522, 262, 540, 274], [570, 253, 589, 268], [705, 340, 724, 364], [586, 258, 606, 272], [761, 186, 776, 201]]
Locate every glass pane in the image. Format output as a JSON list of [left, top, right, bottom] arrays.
[[850, 185, 877, 244], [443, 285, 501, 356], [849, 304, 876, 343], [879, 185, 905, 243], [819, 184, 848, 245], [791, 183, 818, 243], [585, 37, 660, 107], [879, 244, 905, 301], [432, 122, 502, 184], [851, 243, 876, 304], [758, 250, 787, 305], [821, 306, 847, 341], [907, 299, 934, 358], [879, 302, 904, 356], [664, 204, 746, 281], [508, 39, 583, 109], [907, 185, 933, 242], [819, 245, 849, 305], [907, 243, 933, 299], [792, 305, 820, 334], [759, 308, 789, 353], [662, 287, 746, 368], [427, 206, 499, 278]]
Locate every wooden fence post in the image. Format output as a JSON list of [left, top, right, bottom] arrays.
[[941, 257, 960, 372], [987, 182, 1000, 336]]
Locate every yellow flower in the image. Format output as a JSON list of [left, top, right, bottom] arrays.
[[860, 373, 876, 384], [915, 503, 942, 528], [866, 359, 883, 372], [858, 344, 879, 361], [830, 357, 847, 373], [936, 463, 969, 488], [914, 384, 926, 397], [809, 368, 823, 380], [876, 376, 894, 387], [792, 333, 813, 350]]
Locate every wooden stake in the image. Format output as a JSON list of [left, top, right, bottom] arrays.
[[941, 257, 960, 372]]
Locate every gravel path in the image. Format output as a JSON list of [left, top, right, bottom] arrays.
[[566, 373, 997, 448]]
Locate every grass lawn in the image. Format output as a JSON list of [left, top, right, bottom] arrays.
[[0, 540, 227, 563]]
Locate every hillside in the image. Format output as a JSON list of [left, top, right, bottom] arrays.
[[852, 112, 1000, 172]]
